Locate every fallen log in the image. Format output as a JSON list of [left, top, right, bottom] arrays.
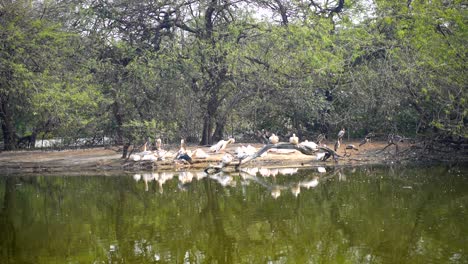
[[237, 142, 341, 167]]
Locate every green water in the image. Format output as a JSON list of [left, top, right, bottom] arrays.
[[0, 165, 467, 263]]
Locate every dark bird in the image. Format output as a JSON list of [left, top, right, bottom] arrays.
[[316, 133, 326, 145], [334, 140, 340, 151], [346, 144, 359, 151], [359, 137, 369, 146]]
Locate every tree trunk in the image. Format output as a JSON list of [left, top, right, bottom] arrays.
[[200, 95, 219, 145], [112, 102, 124, 145], [0, 99, 17, 151], [212, 119, 225, 142], [201, 114, 214, 145]]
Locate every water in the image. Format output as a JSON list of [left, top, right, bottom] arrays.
[[0, 165, 467, 263]]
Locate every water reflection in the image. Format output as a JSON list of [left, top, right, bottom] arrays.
[[1, 165, 467, 263]]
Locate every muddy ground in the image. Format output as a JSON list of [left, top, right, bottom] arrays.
[[0, 140, 460, 175]]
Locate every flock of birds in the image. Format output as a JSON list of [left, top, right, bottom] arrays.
[[128, 128, 383, 166]]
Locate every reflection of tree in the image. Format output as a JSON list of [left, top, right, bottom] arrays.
[[0, 177, 17, 263], [199, 180, 234, 263]]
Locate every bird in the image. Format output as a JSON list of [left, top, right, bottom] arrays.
[[359, 137, 369, 146], [175, 152, 192, 164], [210, 138, 235, 153], [179, 139, 187, 153], [334, 140, 341, 151], [221, 153, 234, 166], [337, 128, 345, 142], [289, 133, 299, 145], [299, 140, 318, 151], [191, 148, 208, 159], [269, 133, 279, 144], [156, 138, 162, 150], [346, 144, 359, 151], [359, 132, 375, 146], [316, 133, 326, 145]]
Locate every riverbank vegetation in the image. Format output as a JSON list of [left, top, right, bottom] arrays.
[[1, 0, 466, 152]]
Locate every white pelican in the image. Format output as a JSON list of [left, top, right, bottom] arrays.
[[299, 140, 318, 151], [192, 148, 209, 159], [210, 138, 235, 153], [316, 152, 326, 161], [289, 134, 299, 145], [269, 133, 279, 144], [221, 153, 234, 166]]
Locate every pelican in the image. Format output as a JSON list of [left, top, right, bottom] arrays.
[[316, 152, 326, 161], [192, 148, 209, 159], [299, 140, 318, 151], [337, 128, 345, 142], [210, 138, 235, 153], [289, 133, 299, 145], [221, 153, 234, 166], [269, 133, 279, 144], [178, 139, 187, 154]]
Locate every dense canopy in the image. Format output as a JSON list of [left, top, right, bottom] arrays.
[[0, 0, 466, 150]]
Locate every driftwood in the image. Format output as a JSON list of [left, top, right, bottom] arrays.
[[202, 142, 341, 175], [237, 142, 341, 167]]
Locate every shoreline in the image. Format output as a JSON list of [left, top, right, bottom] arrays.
[[0, 141, 465, 175]]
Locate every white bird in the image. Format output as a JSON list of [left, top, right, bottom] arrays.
[[317, 167, 326, 173], [289, 134, 299, 145], [210, 138, 235, 153], [130, 154, 141, 161], [316, 152, 326, 161], [338, 128, 345, 141], [192, 148, 209, 159], [299, 140, 318, 151], [221, 153, 234, 166], [269, 133, 279, 144]]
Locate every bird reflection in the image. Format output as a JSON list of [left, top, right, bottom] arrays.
[[156, 172, 174, 194], [210, 172, 236, 187], [271, 186, 282, 199], [300, 177, 319, 189], [291, 184, 301, 197], [178, 171, 194, 184], [133, 174, 141, 182]]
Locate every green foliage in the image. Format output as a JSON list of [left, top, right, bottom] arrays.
[[0, 0, 466, 149]]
